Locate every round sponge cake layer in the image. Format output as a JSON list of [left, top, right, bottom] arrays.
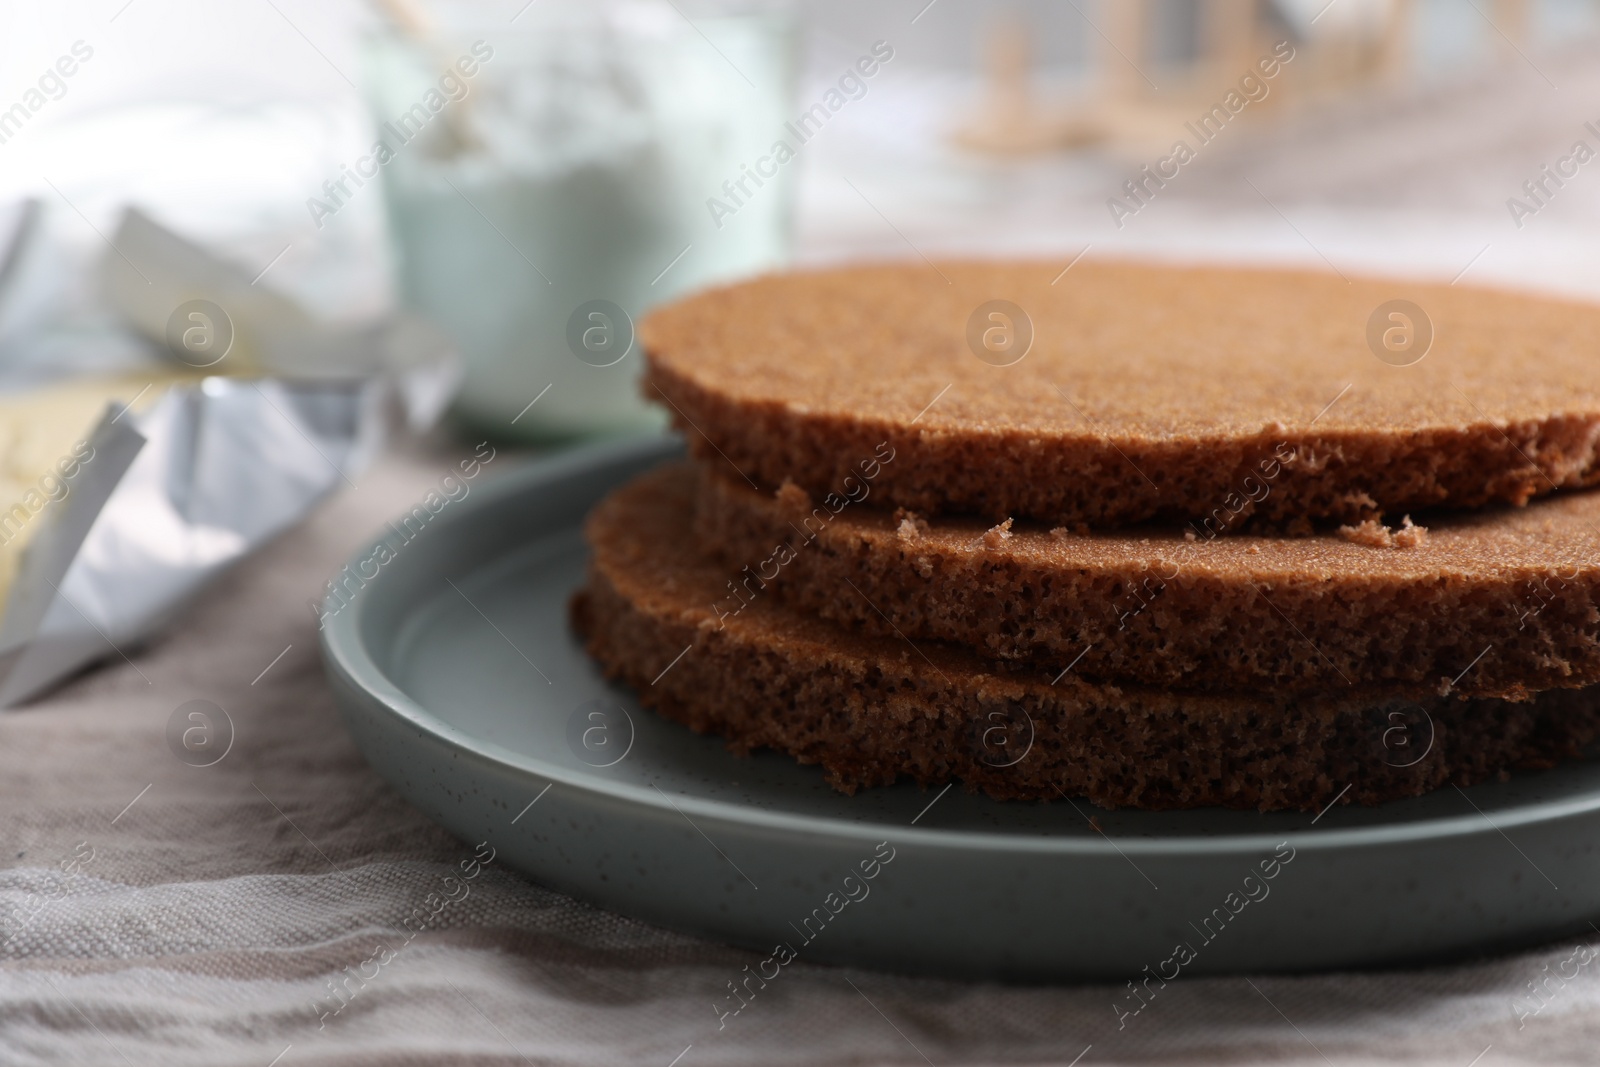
[[694, 464, 1600, 697], [640, 261, 1600, 528], [571, 464, 1600, 811]]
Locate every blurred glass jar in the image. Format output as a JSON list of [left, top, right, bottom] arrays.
[[363, 0, 796, 440]]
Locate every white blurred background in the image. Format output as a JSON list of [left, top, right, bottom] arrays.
[[3, 0, 1600, 423]]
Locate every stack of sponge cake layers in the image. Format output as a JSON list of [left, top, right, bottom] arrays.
[[571, 261, 1600, 811]]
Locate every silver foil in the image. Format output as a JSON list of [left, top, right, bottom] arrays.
[[0, 206, 458, 706]]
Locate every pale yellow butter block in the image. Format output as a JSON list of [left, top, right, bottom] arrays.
[[0, 376, 175, 615]]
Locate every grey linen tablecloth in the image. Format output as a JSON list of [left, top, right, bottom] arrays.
[[3, 441, 1600, 1067]]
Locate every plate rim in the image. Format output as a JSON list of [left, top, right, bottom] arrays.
[[319, 434, 1600, 858]]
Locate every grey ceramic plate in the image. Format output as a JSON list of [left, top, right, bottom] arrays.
[[321, 435, 1600, 981]]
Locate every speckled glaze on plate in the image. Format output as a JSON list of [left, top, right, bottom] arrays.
[[320, 435, 1600, 980]]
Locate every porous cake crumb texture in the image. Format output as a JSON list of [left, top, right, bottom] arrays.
[[573, 466, 1600, 811], [641, 261, 1600, 528], [694, 464, 1600, 696]]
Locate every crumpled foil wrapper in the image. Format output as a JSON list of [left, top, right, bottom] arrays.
[[0, 205, 458, 706]]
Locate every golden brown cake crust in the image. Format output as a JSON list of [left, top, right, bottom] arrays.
[[640, 260, 1600, 528], [571, 465, 1600, 811], [693, 463, 1600, 697]]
